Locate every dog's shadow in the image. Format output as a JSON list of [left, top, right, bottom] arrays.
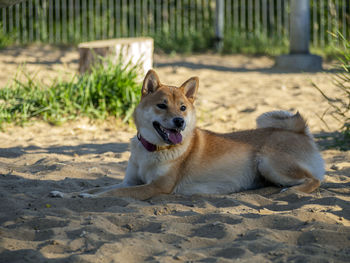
[[0, 142, 129, 159]]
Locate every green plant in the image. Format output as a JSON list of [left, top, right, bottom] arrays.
[[0, 23, 14, 48], [0, 57, 142, 127], [313, 32, 350, 150], [222, 30, 289, 56], [152, 28, 214, 54]]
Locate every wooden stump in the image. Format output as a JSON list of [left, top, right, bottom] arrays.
[[78, 37, 153, 76]]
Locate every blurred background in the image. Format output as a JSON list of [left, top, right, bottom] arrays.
[[0, 0, 349, 57]]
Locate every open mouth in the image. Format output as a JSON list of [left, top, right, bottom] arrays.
[[153, 121, 183, 145]]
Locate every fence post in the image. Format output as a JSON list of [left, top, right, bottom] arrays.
[[290, 0, 310, 54], [215, 0, 224, 52], [275, 0, 322, 71]]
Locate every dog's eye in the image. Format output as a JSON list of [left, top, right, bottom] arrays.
[[157, 104, 167, 109], [180, 105, 186, 111]]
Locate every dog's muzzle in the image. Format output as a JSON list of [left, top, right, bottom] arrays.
[[153, 120, 185, 145]]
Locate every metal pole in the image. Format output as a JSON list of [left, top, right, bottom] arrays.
[[215, 0, 224, 51], [275, 0, 322, 71], [290, 0, 310, 54]]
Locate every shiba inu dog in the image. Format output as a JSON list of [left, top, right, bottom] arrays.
[[50, 70, 325, 200]]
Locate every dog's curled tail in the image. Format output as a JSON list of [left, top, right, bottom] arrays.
[[256, 111, 310, 135]]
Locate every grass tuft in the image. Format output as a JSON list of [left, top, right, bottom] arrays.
[[0, 57, 142, 127], [313, 32, 350, 150]]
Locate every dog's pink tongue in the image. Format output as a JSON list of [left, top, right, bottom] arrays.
[[168, 131, 182, 144]]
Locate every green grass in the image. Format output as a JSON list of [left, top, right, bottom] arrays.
[[0, 57, 142, 127], [152, 27, 345, 60], [0, 23, 14, 49], [153, 28, 214, 55], [313, 33, 350, 150], [222, 31, 289, 56], [152, 29, 290, 56]]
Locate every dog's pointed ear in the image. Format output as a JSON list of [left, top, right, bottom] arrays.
[[142, 69, 160, 97], [180, 77, 198, 103]]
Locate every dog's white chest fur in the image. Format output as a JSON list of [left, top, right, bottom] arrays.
[[125, 137, 178, 185]]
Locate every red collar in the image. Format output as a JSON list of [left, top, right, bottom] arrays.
[[137, 133, 176, 152], [137, 133, 157, 152]]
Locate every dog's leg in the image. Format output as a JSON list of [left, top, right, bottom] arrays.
[[78, 158, 142, 197], [77, 182, 130, 198], [257, 154, 321, 194], [50, 160, 140, 198], [50, 182, 134, 198], [96, 174, 177, 200]]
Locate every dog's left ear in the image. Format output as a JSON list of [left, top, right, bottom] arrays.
[[142, 69, 161, 97], [180, 77, 199, 103]]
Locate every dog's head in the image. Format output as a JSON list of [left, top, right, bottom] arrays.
[[134, 69, 198, 146]]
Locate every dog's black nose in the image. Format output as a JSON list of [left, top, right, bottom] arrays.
[[173, 117, 185, 129]]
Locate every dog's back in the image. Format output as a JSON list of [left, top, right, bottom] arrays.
[[174, 110, 325, 195]]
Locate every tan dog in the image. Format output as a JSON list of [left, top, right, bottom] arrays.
[[51, 70, 325, 200]]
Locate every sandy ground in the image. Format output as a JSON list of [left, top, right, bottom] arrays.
[[0, 46, 349, 262]]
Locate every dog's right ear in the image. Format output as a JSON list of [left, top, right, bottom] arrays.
[[142, 69, 160, 97]]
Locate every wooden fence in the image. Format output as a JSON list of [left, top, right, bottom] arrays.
[[1, 0, 349, 47]]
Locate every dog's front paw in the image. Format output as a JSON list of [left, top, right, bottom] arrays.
[[49, 190, 65, 198], [78, 193, 96, 198]]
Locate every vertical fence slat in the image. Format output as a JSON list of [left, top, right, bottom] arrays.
[[197, 0, 202, 31], [269, 0, 274, 37], [189, 0, 194, 31], [342, 0, 346, 40], [28, 0, 33, 42], [335, 0, 339, 43], [171, 0, 176, 35], [122, 0, 126, 36], [248, 0, 253, 33], [94, 0, 99, 39], [22, 1, 28, 43], [262, 0, 267, 36], [277, 0, 282, 37], [102, 0, 106, 39], [141, 0, 146, 35], [88, 0, 93, 40], [48, 0, 53, 43], [42, 0, 47, 42], [234, 0, 238, 31], [254, 0, 260, 34], [108, 0, 113, 38], [225, 0, 231, 30], [240, 0, 245, 34], [34, 0, 39, 41], [115, 0, 120, 37], [184, 0, 189, 35], [2, 7, 6, 35], [327, 0, 331, 43], [83, 0, 88, 41], [155, 0, 161, 34], [164, 0, 169, 32], [15, 3, 20, 43], [312, 0, 317, 46], [55, 0, 60, 42], [176, 0, 181, 36], [63, 0, 67, 42], [9, 5, 13, 36], [321, 0, 325, 46], [129, 0, 134, 37], [136, 0, 141, 35], [68, 0, 73, 42], [75, 0, 80, 42], [284, 0, 289, 38]]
